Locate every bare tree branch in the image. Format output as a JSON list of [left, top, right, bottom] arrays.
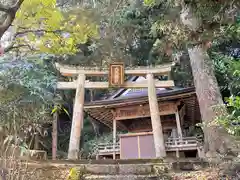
[[3, 27, 72, 53], [0, 0, 25, 39], [4, 43, 35, 53], [15, 29, 63, 37]]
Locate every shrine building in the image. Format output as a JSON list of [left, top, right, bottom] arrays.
[[56, 62, 204, 160], [84, 76, 204, 159]]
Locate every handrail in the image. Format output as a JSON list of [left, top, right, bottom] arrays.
[[98, 142, 120, 146], [165, 137, 198, 149], [167, 137, 197, 140], [96, 136, 200, 154], [97, 143, 120, 152]]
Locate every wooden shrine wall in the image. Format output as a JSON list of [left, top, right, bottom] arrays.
[[120, 132, 155, 159], [127, 115, 177, 132], [114, 102, 177, 121]]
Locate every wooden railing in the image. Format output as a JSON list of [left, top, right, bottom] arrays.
[[165, 137, 198, 150], [96, 137, 201, 155], [97, 143, 120, 155]]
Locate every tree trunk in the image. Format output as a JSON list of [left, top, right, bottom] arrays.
[[0, 0, 24, 39], [188, 47, 237, 156], [89, 118, 100, 137], [34, 132, 39, 150], [52, 111, 58, 160], [180, 6, 238, 157], [89, 89, 100, 137]]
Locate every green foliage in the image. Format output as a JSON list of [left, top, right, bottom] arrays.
[[67, 167, 80, 180], [82, 132, 115, 156], [143, 0, 240, 53], [0, 0, 239, 156], [108, 3, 173, 65], [144, 0, 156, 6], [13, 0, 99, 55], [51, 104, 70, 117], [109, 1, 237, 65], [67, 167, 86, 180], [217, 96, 240, 137], [210, 51, 240, 96], [0, 54, 59, 130]]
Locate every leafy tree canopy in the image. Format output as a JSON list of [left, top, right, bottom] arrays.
[[0, 54, 59, 130], [6, 0, 99, 55], [142, 0, 240, 53]]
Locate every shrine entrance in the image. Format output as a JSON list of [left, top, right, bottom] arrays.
[[55, 62, 176, 160]]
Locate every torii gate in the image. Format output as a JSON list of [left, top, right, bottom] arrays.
[[55, 62, 175, 160]]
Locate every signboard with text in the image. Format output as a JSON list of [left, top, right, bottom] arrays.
[[109, 62, 125, 87]]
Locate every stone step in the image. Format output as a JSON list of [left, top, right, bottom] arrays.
[[83, 164, 157, 175], [29, 158, 165, 164], [84, 175, 164, 180], [26, 162, 171, 175], [82, 163, 171, 175]]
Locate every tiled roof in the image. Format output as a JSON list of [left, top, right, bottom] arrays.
[[107, 76, 184, 100]]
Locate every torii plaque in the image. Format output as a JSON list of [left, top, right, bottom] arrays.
[[109, 62, 125, 87]]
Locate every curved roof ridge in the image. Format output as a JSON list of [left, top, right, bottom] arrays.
[[107, 76, 186, 100]]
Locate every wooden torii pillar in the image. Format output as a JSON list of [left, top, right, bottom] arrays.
[[55, 62, 175, 160], [147, 73, 166, 158], [68, 74, 85, 159]]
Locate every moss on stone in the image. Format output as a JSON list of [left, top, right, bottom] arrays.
[[67, 166, 87, 180]]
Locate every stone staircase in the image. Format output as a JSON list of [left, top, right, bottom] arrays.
[[84, 175, 161, 180], [24, 159, 208, 180], [75, 163, 172, 180]]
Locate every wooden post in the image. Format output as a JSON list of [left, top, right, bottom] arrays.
[[197, 146, 205, 158], [34, 132, 39, 150], [113, 118, 116, 160], [175, 111, 183, 139], [176, 149, 180, 158], [52, 111, 58, 160], [68, 74, 85, 160], [147, 73, 166, 158]]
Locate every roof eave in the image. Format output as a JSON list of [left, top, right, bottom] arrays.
[[84, 87, 196, 109]]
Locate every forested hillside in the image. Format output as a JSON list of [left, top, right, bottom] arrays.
[[0, 0, 239, 159]]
